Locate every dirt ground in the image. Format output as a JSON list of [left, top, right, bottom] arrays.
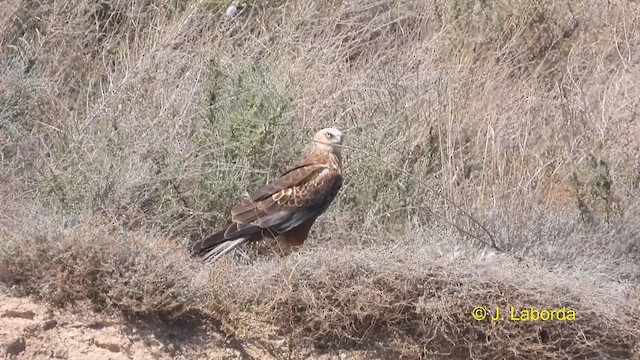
[[0, 293, 225, 359], [0, 292, 381, 360]]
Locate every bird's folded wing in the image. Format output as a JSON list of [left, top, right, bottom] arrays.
[[239, 163, 326, 204], [225, 163, 330, 237]]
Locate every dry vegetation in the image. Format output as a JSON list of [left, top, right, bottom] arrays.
[[1, 0, 639, 358]]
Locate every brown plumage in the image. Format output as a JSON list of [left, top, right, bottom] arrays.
[[193, 128, 344, 263]]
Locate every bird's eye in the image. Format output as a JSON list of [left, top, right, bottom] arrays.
[[325, 132, 333, 139]]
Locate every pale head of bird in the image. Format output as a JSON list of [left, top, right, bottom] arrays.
[[313, 127, 344, 156]]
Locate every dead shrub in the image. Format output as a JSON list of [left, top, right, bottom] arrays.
[[211, 244, 639, 358], [0, 194, 209, 318]]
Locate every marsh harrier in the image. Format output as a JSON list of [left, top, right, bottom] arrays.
[[193, 128, 344, 262]]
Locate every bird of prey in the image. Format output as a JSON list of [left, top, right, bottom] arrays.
[[193, 127, 344, 263]]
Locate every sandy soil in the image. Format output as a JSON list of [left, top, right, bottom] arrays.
[[0, 293, 230, 359], [0, 293, 379, 360]]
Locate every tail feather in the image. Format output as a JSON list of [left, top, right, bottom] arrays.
[[192, 228, 227, 256], [193, 227, 250, 263], [202, 237, 249, 263]]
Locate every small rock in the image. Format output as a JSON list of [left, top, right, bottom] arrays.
[[225, 3, 244, 20], [225, 5, 239, 19], [42, 319, 58, 331], [93, 334, 126, 353], [5, 336, 26, 356], [0, 309, 36, 320], [86, 320, 115, 329]]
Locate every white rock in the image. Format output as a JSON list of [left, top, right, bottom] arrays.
[[225, 5, 240, 19]]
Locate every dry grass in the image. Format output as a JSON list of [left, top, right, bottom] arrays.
[[1, 0, 640, 358], [0, 189, 209, 317], [212, 243, 639, 358]]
